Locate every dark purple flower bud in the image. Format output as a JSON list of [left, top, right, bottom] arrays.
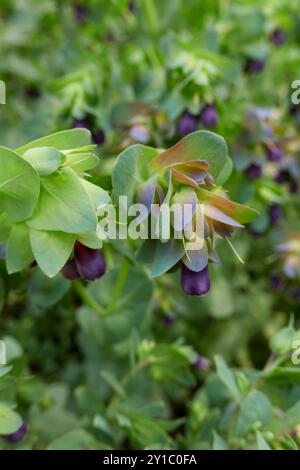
[[61, 258, 80, 280], [244, 59, 265, 74], [270, 275, 284, 291], [74, 3, 87, 23], [181, 264, 210, 296], [275, 169, 290, 184], [289, 179, 298, 194], [270, 28, 285, 46], [268, 204, 283, 226], [72, 117, 92, 129], [177, 111, 198, 136], [74, 242, 106, 281], [163, 313, 176, 326], [192, 355, 211, 371], [245, 163, 263, 180], [265, 143, 283, 162], [92, 129, 105, 145], [199, 104, 218, 128], [25, 86, 41, 100], [5, 421, 28, 443], [128, 1, 136, 13]]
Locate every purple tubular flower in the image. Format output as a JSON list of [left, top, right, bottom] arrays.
[[128, 1, 136, 12], [192, 355, 211, 371], [72, 117, 92, 129], [244, 59, 265, 74], [245, 163, 262, 180], [270, 275, 284, 291], [199, 104, 218, 128], [269, 204, 283, 226], [92, 129, 105, 145], [25, 86, 41, 100], [270, 28, 285, 46], [265, 143, 283, 162], [163, 314, 176, 326], [177, 111, 198, 136], [275, 169, 290, 183], [74, 242, 106, 281], [74, 3, 87, 23], [181, 264, 210, 296], [61, 258, 81, 280], [5, 422, 28, 443]]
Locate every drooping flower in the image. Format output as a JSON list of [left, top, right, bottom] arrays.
[[264, 142, 283, 162], [177, 111, 198, 136], [275, 168, 299, 194], [270, 28, 285, 46], [61, 258, 80, 280], [128, 1, 136, 13], [244, 59, 265, 74], [4, 421, 28, 443], [270, 274, 285, 291], [72, 117, 92, 129], [163, 313, 176, 326], [74, 2, 87, 23], [192, 355, 211, 370], [245, 163, 263, 180], [92, 129, 105, 145], [62, 242, 106, 282], [199, 104, 218, 128], [269, 204, 283, 226], [181, 264, 211, 296]]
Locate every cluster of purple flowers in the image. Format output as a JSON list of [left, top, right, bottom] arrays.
[[177, 104, 219, 136]]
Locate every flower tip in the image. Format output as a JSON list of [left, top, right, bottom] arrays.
[[181, 264, 210, 296]]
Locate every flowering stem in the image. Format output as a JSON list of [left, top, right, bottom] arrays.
[[73, 280, 108, 317]]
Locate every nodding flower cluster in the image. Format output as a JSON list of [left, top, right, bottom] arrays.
[[129, 132, 257, 296], [177, 104, 219, 137]]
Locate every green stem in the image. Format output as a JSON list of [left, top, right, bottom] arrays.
[[73, 280, 107, 317]]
